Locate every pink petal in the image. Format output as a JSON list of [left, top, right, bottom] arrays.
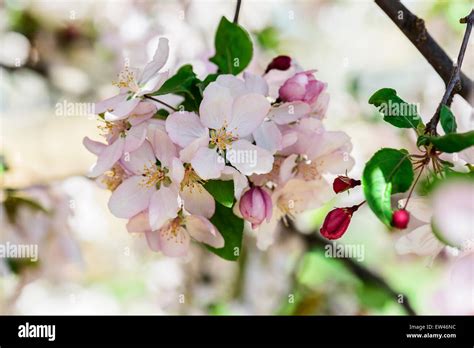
[[126, 211, 151, 233], [200, 82, 233, 129], [158, 224, 190, 257], [243, 72, 269, 96], [226, 139, 273, 176], [165, 111, 208, 148], [181, 184, 215, 218], [228, 94, 270, 137], [105, 98, 140, 122], [145, 230, 161, 252], [170, 158, 184, 184], [179, 136, 209, 163], [185, 215, 224, 248], [83, 137, 106, 155], [190, 147, 225, 180], [149, 186, 180, 230], [124, 122, 147, 153], [108, 176, 154, 218], [89, 136, 125, 177], [222, 166, 248, 199], [253, 121, 283, 154], [270, 101, 310, 125], [150, 128, 177, 167], [94, 93, 127, 114], [121, 140, 156, 175], [128, 101, 156, 126], [138, 71, 169, 96]]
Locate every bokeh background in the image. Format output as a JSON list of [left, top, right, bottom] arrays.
[[1, 0, 473, 315]]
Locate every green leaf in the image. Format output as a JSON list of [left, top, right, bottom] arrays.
[[203, 180, 234, 208], [198, 73, 218, 94], [151, 64, 202, 112], [153, 109, 169, 120], [368, 88, 422, 130], [427, 131, 474, 153], [206, 203, 244, 261], [362, 148, 414, 226], [440, 104, 457, 134], [210, 16, 253, 75]]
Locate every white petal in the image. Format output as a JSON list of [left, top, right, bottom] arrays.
[[165, 111, 208, 147], [138, 72, 168, 96], [181, 184, 215, 218], [158, 224, 190, 257], [124, 122, 147, 153], [170, 157, 185, 184], [200, 82, 233, 129], [104, 98, 140, 121], [150, 128, 177, 167], [395, 225, 444, 256], [83, 137, 106, 155], [149, 186, 180, 230], [94, 93, 127, 114], [253, 121, 283, 154], [121, 140, 155, 174], [139, 37, 169, 84], [227, 139, 274, 176], [222, 166, 249, 199], [270, 101, 310, 125], [179, 136, 209, 163], [215, 74, 246, 96], [108, 176, 153, 219], [128, 101, 156, 126], [190, 147, 225, 179], [243, 72, 269, 96], [228, 94, 270, 137], [89, 136, 125, 177]]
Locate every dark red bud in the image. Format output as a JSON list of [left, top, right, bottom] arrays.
[[332, 176, 361, 194], [392, 209, 410, 229], [265, 55, 292, 73], [320, 205, 359, 240]]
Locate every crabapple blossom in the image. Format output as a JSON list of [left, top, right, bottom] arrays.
[[95, 37, 169, 122], [166, 74, 274, 178], [239, 186, 273, 229], [126, 211, 223, 257]]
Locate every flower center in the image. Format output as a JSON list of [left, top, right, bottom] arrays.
[[141, 163, 171, 189], [98, 120, 129, 138], [295, 155, 320, 180], [209, 123, 237, 152], [180, 164, 205, 191], [112, 66, 139, 93], [102, 165, 126, 191]]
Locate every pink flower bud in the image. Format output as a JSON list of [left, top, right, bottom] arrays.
[[278, 71, 326, 104], [332, 176, 361, 194], [239, 186, 273, 229], [265, 55, 292, 73], [392, 209, 410, 229], [320, 205, 360, 240]]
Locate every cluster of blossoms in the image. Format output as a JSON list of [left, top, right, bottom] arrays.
[[84, 39, 354, 257]]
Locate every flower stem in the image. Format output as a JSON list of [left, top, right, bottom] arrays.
[[144, 95, 179, 112], [403, 165, 425, 210]]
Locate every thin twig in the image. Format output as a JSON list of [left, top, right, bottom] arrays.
[[282, 221, 417, 315], [233, 0, 242, 24], [143, 95, 178, 112], [374, 0, 473, 105], [426, 9, 474, 135]]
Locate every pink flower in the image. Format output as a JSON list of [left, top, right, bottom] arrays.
[[127, 211, 224, 257], [83, 102, 156, 178], [107, 130, 184, 230], [278, 118, 354, 183], [279, 70, 326, 104], [166, 74, 273, 179], [239, 186, 273, 229], [95, 38, 170, 122], [265, 55, 292, 73], [320, 206, 357, 240]]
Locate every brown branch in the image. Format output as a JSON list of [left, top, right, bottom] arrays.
[[233, 0, 242, 24], [374, 0, 473, 106], [426, 9, 474, 134], [282, 222, 417, 315]]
